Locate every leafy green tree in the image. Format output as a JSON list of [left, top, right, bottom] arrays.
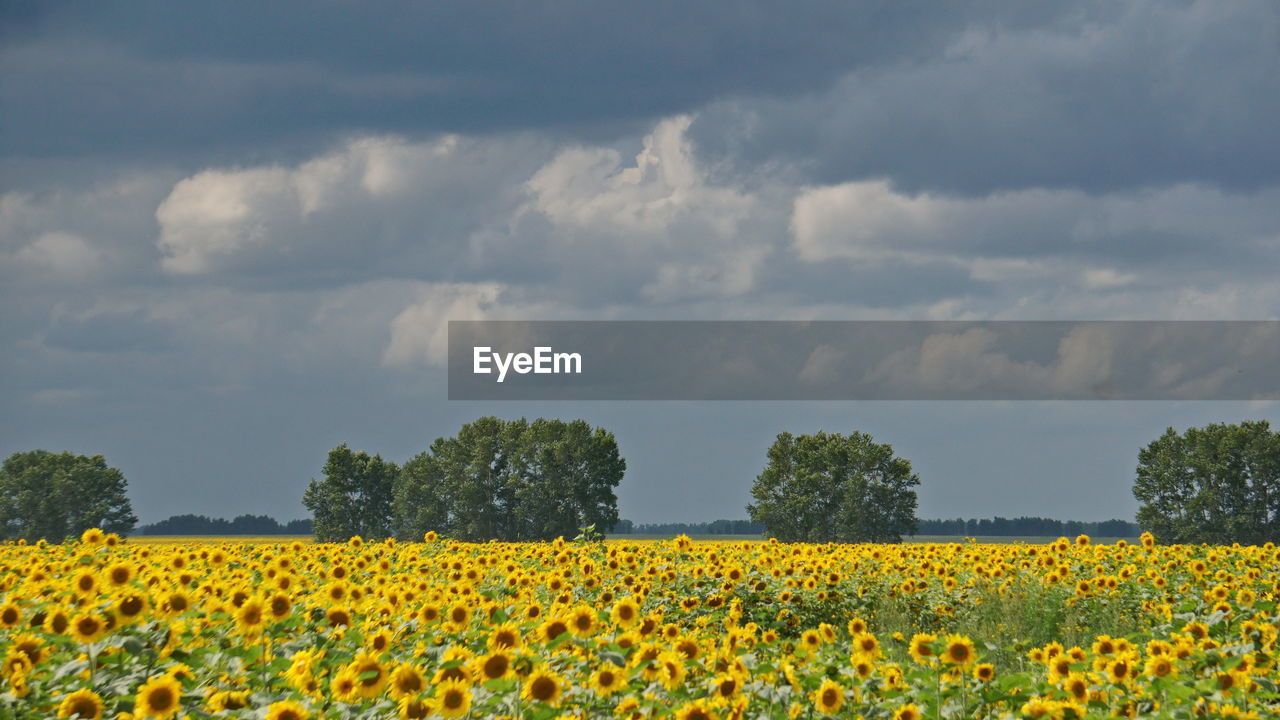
[[392, 417, 625, 541], [393, 446, 451, 539], [747, 431, 919, 542], [303, 444, 399, 542], [0, 450, 137, 541], [1134, 421, 1280, 544], [510, 418, 626, 540]]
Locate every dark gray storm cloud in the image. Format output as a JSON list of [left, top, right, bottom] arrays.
[[2, 0, 1278, 525], [3, 2, 1075, 164]]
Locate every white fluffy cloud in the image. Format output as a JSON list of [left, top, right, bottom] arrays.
[[789, 180, 1280, 298], [12, 231, 104, 277], [154, 135, 549, 276], [383, 282, 512, 367], [521, 115, 772, 302]]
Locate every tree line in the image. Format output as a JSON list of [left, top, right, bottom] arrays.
[[916, 517, 1140, 537], [136, 514, 313, 536], [3, 418, 1279, 545], [612, 519, 766, 535]]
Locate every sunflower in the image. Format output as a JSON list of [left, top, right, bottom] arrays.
[[894, 703, 923, 720], [69, 613, 106, 644], [445, 603, 472, 631], [330, 667, 361, 703], [264, 700, 310, 720], [326, 606, 352, 628], [134, 675, 182, 720], [611, 597, 641, 628], [475, 650, 513, 681], [1144, 655, 1176, 679], [433, 680, 471, 719], [1021, 699, 1056, 718], [1105, 657, 1134, 685], [708, 672, 740, 701], [487, 621, 522, 650], [522, 668, 563, 705], [57, 688, 105, 719], [592, 667, 627, 696], [44, 608, 71, 635], [347, 650, 389, 697], [675, 636, 701, 660], [852, 631, 881, 658], [3, 651, 31, 679], [204, 690, 250, 712], [114, 593, 149, 624], [389, 663, 426, 699], [673, 699, 717, 720], [0, 603, 20, 628], [268, 592, 292, 621], [7, 634, 43, 666], [80, 528, 105, 545], [973, 663, 996, 682], [105, 563, 134, 586], [538, 616, 570, 644], [1063, 673, 1090, 703], [942, 634, 976, 666], [568, 604, 598, 638], [908, 633, 938, 664], [811, 677, 844, 714], [398, 696, 431, 720], [658, 651, 687, 691], [416, 603, 440, 624], [800, 629, 822, 652], [234, 596, 267, 636]]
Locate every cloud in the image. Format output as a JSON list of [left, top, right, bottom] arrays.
[[156, 166, 294, 274], [522, 116, 771, 302], [698, 0, 1280, 194], [3, 2, 1048, 162], [11, 231, 104, 277], [1081, 268, 1137, 289], [788, 180, 1280, 297], [153, 134, 550, 279], [381, 282, 581, 368], [868, 327, 1052, 396]]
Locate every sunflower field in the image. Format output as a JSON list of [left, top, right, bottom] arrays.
[[2, 530, 1279, 720]]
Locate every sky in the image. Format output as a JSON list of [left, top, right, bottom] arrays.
[[2, 1, 1278, 525]]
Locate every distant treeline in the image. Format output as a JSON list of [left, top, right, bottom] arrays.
[[612, 519, 766, 535], [611, 517, 1140, 538], [134, 513, 1139, 539], [135, 514, 313, 536], [916, 517, 1141, 537]]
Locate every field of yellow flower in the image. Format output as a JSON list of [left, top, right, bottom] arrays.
[[2, 530, 1278, 720]]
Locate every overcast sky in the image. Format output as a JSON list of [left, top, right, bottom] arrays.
[[2, 1, 1278, 525]]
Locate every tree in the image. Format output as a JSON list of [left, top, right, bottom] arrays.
[[747, 431, 919, 543], [1134, 421, 1280, 544], [392, 417, 626, 541], [302, 444, 399, 542], [0, 450, 137, 542]]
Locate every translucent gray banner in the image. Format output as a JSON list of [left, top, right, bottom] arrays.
[[447, 321, 1280, 400]]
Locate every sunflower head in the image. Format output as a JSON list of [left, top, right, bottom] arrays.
[[58, 688, 105, 720], [134, 675, 182, 720]]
